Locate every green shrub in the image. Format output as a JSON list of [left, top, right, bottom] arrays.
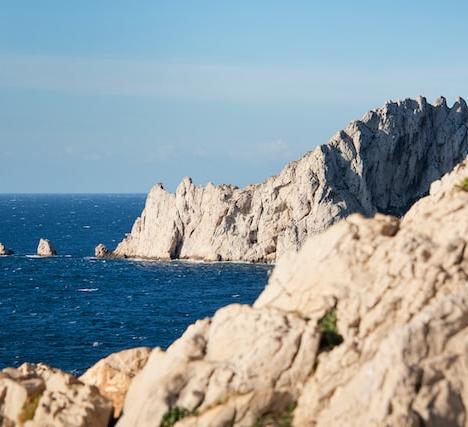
[[318, 308, 343, 350], [254, 401, 297, 427], [160, 407, 199, 427], [454, 177, 468, 191]]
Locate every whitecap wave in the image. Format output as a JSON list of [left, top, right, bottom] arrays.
[[78, 288, 99, 293]]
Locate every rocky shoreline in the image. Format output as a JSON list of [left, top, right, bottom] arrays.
[[3, 97, 468, 426]]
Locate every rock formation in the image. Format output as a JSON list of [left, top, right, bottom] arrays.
[[111, 153, 468, 426], [36, 238, 57, 257], [0, 362, 112, 427], [79, 347, 151, 419], [0, 242, 14, 255], [4, 99, 468, 426], [101, 96, 468, 262], [94, 243, 115, 258]]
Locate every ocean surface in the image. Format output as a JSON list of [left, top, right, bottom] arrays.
[[0, 194, 271, 375]]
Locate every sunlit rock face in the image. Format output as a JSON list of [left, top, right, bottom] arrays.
[[0, 362, 112, 427], [106, 96, 468, 262], [36, 238, 57, 256], [117, 154, 468, 427]]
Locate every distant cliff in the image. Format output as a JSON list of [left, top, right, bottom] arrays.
[[103, 96, 468, 262]]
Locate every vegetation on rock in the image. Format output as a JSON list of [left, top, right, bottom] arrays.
[[454, 176, 468, 191], [18, 393, 42, 424], [318, 308, 343, 351], [160, 407, 199, 427], [254, 402, 297, 427]]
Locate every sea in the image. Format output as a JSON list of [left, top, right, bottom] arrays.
[[0, 194, 272, 376]]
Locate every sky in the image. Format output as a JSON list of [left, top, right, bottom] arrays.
[[1, 1, 468, 193]]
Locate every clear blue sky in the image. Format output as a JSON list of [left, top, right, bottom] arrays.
[[1, 1, 467, 193]]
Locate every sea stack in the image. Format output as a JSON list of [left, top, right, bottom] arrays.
[[37, 238, 57, 256], [0, 242, 14, 255], [94, 243, 114, 258], [102, 96, 468, 262]]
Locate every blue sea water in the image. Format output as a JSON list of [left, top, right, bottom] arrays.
[[0, 194, 271, 375]]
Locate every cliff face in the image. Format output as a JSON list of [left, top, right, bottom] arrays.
[[115, 153, 468, 427], [109, 96, 468, 262], [3, 141, 468, 426]]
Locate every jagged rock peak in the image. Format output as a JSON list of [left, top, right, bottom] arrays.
[[105, 96, 468, 262]]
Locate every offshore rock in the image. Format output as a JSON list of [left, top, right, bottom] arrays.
[[0, 362, 112, 427], [36, 238, 57, 257], [94, 243, 115, 258], [0, 242, 14, 255], [108, 96, 468, 262], [79, 347, 151, 419]]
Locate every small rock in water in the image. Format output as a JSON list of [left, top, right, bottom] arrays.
[[0, 242, 14, 255], [94, 243, 114, 258], [37, 238, 57, 256]]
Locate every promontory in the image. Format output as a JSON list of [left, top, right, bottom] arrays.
[[98, 96, 468, 262]]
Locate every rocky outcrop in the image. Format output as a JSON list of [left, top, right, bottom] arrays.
[[0, 243, 14, 255], [79, 347, 151, 419], [104, 96, 468, 262], [0, 362, 112, 427], [3, 147, 468, 426], [36, 238, 57, 256], [94, 243, 115, 258], [117, 305, 319, 427], [113, 154, 468, 426]]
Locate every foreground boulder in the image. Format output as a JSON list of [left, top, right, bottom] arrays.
[[255, 154, 468, 426], [36, 238, 57, 257], [117, 305, 319, 426], [79, 347, 151, 419], [0, 363, 112, 427], [115, 154, 468, 426], [103, 96, 468, 262], [0, 242, 14, 255]]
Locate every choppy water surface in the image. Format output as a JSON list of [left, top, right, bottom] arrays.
[[0, 195, 271, 374]]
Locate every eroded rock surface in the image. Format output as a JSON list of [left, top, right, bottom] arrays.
[[0, 363, 112, 427], [104, 96, 468, 262], [117, 305, 319, 426], [255, 154, 468, 426], [116, 154, 468, 426], [79, 347, 151, 419]]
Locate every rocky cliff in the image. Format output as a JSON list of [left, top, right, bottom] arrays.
[[3, 149, 468, 426], [115, 153, 468, 426], [104, 96, 468, 262]]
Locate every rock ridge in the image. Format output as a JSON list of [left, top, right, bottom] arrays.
[[102, 96, 468, 262]]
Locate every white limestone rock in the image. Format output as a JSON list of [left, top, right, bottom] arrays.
[[109, 96, 468, 262], [114, 153, 468, 426], [116, 305, 319, 427], [36, 238, 57, 257], [0, 363, 112, 427], [254, 153, 468, 426], [94, 243, 114, 258], [79, 347, 151, 419]]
